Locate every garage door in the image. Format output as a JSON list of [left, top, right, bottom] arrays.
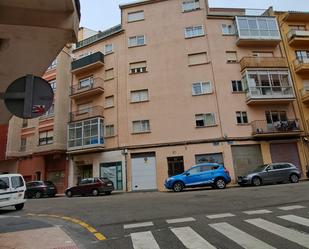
[[131, 153, 157, 191], [270, 143, 301, 173], [231, 145, 264, 178]]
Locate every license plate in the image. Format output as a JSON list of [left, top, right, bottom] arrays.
[[107, 183, 112, 186]]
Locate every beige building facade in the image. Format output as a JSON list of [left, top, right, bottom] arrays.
[[68, 0, 307, 191]]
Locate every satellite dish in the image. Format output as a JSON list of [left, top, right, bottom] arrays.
[[3, 75, 54, 119]]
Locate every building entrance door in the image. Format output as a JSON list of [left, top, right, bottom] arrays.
[[167, 156, 184, 177]]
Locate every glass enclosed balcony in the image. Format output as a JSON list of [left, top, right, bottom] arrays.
[[235, 16, 281, 46], [68, 117, 104, 151], [243, 70, 295, 104]]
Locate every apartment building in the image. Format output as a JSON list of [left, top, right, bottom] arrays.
[[67, 0, 306, 192], [273, 11, 309, 170]]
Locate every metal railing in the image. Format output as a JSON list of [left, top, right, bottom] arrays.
[[70, 106, 104, 122], [252, 119, 300, 135], [246, 86, 294, 99], [240, 57, 287, 71], [71, 77, 104, 95], [294, 58, 309, 71], [71, 51, 104, 71], [287, 29, 309, 40], [300, 86, 309, 97]]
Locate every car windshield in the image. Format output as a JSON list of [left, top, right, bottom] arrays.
[[251, 165, 268, 173]]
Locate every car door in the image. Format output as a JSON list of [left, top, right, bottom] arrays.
[[261, 165, 277, 183], [183, 166, 204, 186], [200, 166, 215, 184], [0, 176, 11, 207], [84, 178, 94, 195], [11, 176, 26, 201]]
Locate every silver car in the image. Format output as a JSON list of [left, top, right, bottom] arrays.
[[237, 163, 301, 186]]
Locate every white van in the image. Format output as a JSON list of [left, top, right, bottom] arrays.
[[0, 174, 26, 210]]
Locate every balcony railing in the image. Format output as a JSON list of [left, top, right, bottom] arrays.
[[246, 86, 294, 99], [294, 58, 309, 74], [70, 106, 104, 122], [252, 119, 301, 136], [288, 30, 309, 46], [240, 57, 287, 71], [71, 51, 104, 73], [70, 77, 104, 98]]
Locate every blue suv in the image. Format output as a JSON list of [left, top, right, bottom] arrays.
[[164, 163, 231, 192]]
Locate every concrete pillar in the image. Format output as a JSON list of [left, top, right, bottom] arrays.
[[260, 142, 272, 164]]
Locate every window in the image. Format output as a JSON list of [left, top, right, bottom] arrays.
[[77, 103, 91, 114], [182, 0, 200, 12], [128, 11, 144, 22], [252, 51, 273, 57], [187, 166, 201, 175], [11, 176, 24, 188], [105, 125, 115, 137], [104, 44, 113, 54], [266, 110, 287, 124], [22, 119, 28, 128], [47, 59, 57, 70], [185, 25, 204, 38], [131, 89, 149, 102], [105, 68, 114, 80], [226, 51, 238, 63], [132, 120, 150, 133], [232, 80, 243, 92], [68, 118, 104, 148], [221, 24, 235, 35], [105, 96, 114, 108], [0, 177, 9, 188], [79, 76, 94, 88], [20, 138, 26, 151], [195, 113, 216, 127], [195, 153, 224, 164], [236, 111, 248, 124], [42, 104, 54, 117], [289, 25, 306, 31], [129, 35, 145, 47], [130, 61, 147, 74], [188, 52, 208, 66], [295, 50, 309, 62], [49, 80, 56, 93], [192, 82, 212, 95], [39, 130, 53, 145]]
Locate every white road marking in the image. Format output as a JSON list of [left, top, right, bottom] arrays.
[[206, 213, 235, 219], [246, 218, 309, 248], [210, 222, 276, 249], [124, 222, 154, 229], [166, 217, 196, 224], [0, 215, 21, 219], [243, 209, 272, 215], [131, 231, 160, 249], [278, 205, 305, 211], [279, 215, 309, 227], [171, 226, 216, 249]]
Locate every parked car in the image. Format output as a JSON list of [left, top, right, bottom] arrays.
[[237, 163, 301, 187], [164, 163, 231, 192], [0, 174, 26, 210], [65, 177, 114, 197], [25, 181, 57, 198]]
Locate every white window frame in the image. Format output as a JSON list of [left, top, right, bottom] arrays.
[[131, 89, 149, 103], [195, 113, 216, 127], [128, 11, 144, 23], [192, 82, 212, 95], [105, 124, 115, 137], [130, 61, 147, 74], [185, 25, 205, 38], [132, 120, 150, 133], [104, 44, 113, 55], [79, 76, 94, 89], [128, 35, 146, 47], [236, 111, 248, 124], [221, 24, 235, 35], [39, 130, 54, 146], [182, 0, 200, 12]]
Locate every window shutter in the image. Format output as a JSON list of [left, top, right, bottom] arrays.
[[105, 68, 114, 80], [130, 61, 147, 69], [188, 53, 207, 65]]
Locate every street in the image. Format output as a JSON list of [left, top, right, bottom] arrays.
[[1, 182, 309, 249]]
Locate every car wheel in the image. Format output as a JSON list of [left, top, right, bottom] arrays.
[[15, 203, 24, 211], [290, 174, 299, 183], [105, 191, 111, 195], [92, 189, 99, 196], [66, 190, 73, 198], [35, 192, 42, 199], [173, 182, 184, 192], [252, 177, 262, 186], [214, 178, 226, 189]]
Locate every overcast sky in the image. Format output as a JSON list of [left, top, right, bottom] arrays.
[[80, 0, 309, 31]]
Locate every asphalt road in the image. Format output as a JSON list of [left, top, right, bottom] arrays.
[[1, 181, 309, 249]]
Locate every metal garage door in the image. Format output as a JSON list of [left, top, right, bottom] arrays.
[[131, 153, 157, 191], [270, 143, 301, 173], [231, 145, 264, 178]]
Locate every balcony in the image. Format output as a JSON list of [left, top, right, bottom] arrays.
[[235, 16, 281, 46], [240, 57, 287, 71], [294, 58, 309, 75], [70, 78, 104, 99], [68, 117, 104, 153], [71, 52, 104, 75], [300, 87, 309, 104], [70, 106, 104, 123], [252, 119, 301, 138], [287, 30, 309, 47]]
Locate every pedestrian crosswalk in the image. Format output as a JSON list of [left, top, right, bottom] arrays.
[[128, 213, 309, 249]]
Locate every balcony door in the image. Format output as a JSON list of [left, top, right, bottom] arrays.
[[295, 50, 309, 62], [265, 110, 287, 132]]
